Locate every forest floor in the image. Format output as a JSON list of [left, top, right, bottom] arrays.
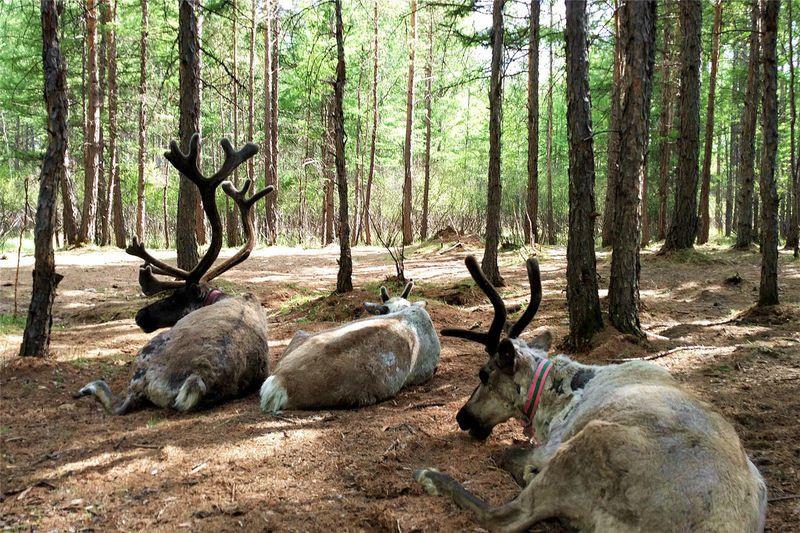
[[1, 240, 798, 532]]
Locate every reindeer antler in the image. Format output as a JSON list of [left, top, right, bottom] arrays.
[[441, 255, 508, 354], [508, 258, 542, 338], [126, 133, 260, 294], [201, 179, 274, 282]]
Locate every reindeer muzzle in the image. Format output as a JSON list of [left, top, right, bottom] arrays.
[[456, 408, 492, 441]]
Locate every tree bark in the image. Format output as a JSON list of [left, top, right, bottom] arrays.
[[608, 0, 656, 336], [176, 0, 201, 269], [787, 0, 799, 249], [656, 1, 674, 242], [421, 9, 434, 241], [106, 0, 124, 248], [758, 0, 779, 306], [333, 0, 353, 293], [247, 0, 256, 184], [20, 0, 67, 357], [227, 0, 242, 247], [136, 0, 148, 242], [402, 0, 417, 246], [78, 0, 100, 244], [270, 9, 279, 234], [481, 0, 505, 287], [544, 2, 554, 245], [601, 0, 622, 248], [661, 0, 701, 252], [363, 0, 379, 245], [565, 0, 603, 349], [734, 0, 761, 250], [322, 98, 335, 246], [96, 0, 109, 246], [60, 151, 79, 246], [263, 0, 276, 244], [696, 0, 723, 244], [524, 0, 540, 245]]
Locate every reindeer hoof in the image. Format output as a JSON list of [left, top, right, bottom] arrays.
[[413, 468, 442, 496]]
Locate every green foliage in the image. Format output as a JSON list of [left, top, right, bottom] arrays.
[[0, 313, 26, 334]]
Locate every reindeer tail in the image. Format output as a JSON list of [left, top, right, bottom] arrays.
[[260, 376, 288, 413], [74, 380, 140, 416]]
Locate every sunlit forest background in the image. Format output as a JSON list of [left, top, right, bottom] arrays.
[[2, 0, 796, 251]]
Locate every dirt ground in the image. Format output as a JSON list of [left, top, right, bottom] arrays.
[[1, 241, 798, 531]]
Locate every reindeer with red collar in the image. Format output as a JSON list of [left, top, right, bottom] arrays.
[[76, 134, 273, 415], [414, 256, 766, 532]]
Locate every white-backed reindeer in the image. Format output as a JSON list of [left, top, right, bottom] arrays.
[[414, 256, 766, 532], [76, 134, 273, 414], [260, 282, 440, 411]]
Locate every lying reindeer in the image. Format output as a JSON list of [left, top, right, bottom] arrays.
[[76, 134, 272, 414], [414, 255, 767, 532], [260, 282, 440, 411]]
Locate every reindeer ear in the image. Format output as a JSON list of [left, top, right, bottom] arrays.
[[496, 339, 516, 370], [413, 300, 428, 309], [527, 329, 552, 352], [380, 286, 390, 303]]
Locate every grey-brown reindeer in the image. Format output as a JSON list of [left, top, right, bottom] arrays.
[[414, 255, 766, 532], [260, 282, 440, 411], [76, 134, 273, 415]]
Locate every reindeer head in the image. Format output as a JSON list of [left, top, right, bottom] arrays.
[[363, 282, 416, 315], [442, 255, 548, 440], [128, 133, 273, 333]]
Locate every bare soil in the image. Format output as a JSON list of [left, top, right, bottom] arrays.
[[1, 243, 798, 531]]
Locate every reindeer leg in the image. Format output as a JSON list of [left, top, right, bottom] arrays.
[[414, 469, 547, 532], [173, 374, 207, 412], [493, 444, 535, 487], [75, 380, 142, 416]]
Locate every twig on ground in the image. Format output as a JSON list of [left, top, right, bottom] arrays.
[[612, 345, 717, 363]]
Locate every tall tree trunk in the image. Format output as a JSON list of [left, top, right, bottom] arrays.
[[734, 0, 761, 250], [96, 0, 109, 246], [524, 0, 540, 245], [728, 122, 740, 235], [661, 0, 701, 252], [333, 0, 352, 293], [420, 10, 434, 241], [363, 0, 379, 245], [136, 0, 148, 242], [270, 9, 279, 235], [247, 0, 255, 184], [353, 54, 364, 243], [544, 1, 555, 245], [402, 0, 417, 246], [60, 150, 79, 245], [322, 98, 335, 246], [176, 0, 201, 269], [565, 0, 603, 349], [482, 0, 505, 286], [696, 0, 723, 244], [263, 0, 276, 244], [107, 0, 124, 248], [609, 0, 656, 336], [78, 0, 100, 244], [714, 131, 723, 232], [656, 1, 674, 242], [20, 0, 67, 357], [641, 149, 651, 246], [787, 0, 799, 249], [227, 0, 241, 247], [758, 0, 779, 305], [601, 0, 622, 248]]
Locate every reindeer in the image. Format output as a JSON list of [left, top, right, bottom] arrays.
[[260, 282, 440, 412], [76, 134, 273, 415], [414, 255, 767, 532]]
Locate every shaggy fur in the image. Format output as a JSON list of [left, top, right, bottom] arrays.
[[415, 336, 767, 532], [260, 297, 439, 412], [78, 295, 269, 414]]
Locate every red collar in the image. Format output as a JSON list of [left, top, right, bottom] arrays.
[[203, 289, 223, 307], [520, 358, 554, 444]]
